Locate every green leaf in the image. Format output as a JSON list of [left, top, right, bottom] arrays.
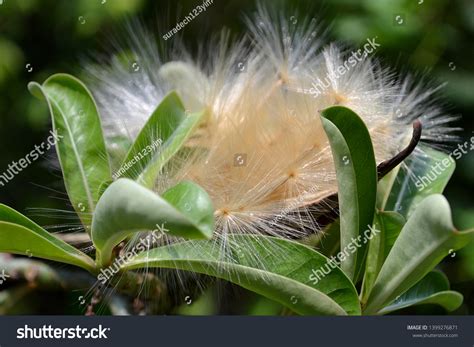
[[123, 235, 361, 316], [321, 106, 377, 280], [383, 146, 455, 217], [376, 164, 401, 210], [118, 91, 205, 188], [0, 203, 58, 236], [28, 74, 111, 228], [361, 211, 405, 303], [364, 194, 473, 314], [91, 178, 214, 267], [0, 204, 96, 273], [97, 180, 113, 199], [378, 271, 463, 314]]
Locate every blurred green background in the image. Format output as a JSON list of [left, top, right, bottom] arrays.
[[0, 0, 473, 314]]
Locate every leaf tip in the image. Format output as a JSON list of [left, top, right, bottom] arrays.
[[27, 81, 45, 100]]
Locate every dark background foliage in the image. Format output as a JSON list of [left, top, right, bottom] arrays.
[[0, 0, 473, 314]]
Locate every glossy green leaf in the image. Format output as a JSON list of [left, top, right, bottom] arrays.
[[0, 205, 96, 273], [0, 203, 58, 236], [91, 178, 214, 267], [383, 146, 455, 217], [97, 180, 113, 199], [376, 164, 401, 210], [28, 74, 111, 228], [378, 271, 463, 314], [118, 91, 205, 188], [321, 106, 377, 280], [361, 211, 405, 304], [364, 194, 473, 314], [123, 235, 361, 315]]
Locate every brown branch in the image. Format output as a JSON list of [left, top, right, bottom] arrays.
[[377, 120, 422, 179], [309, 120, 422, 229]]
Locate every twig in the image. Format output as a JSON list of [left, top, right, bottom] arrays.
[[377, 120, 422, 179], [309, 120, 423, 228]]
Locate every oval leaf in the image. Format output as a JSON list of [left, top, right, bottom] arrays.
[[91, 178, 214, 267], [360, 211, 405, 303], [321, 106, 377, 280], [123, 235, 361, 315], [382, 146, 455, 217], [0, 205, 95, 273], [364, 194, 473, 314], [378, 271, 463, 314], [28, 74, 111, 228]]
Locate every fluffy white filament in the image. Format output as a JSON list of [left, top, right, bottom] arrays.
[[85, 5, 456, 258]]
